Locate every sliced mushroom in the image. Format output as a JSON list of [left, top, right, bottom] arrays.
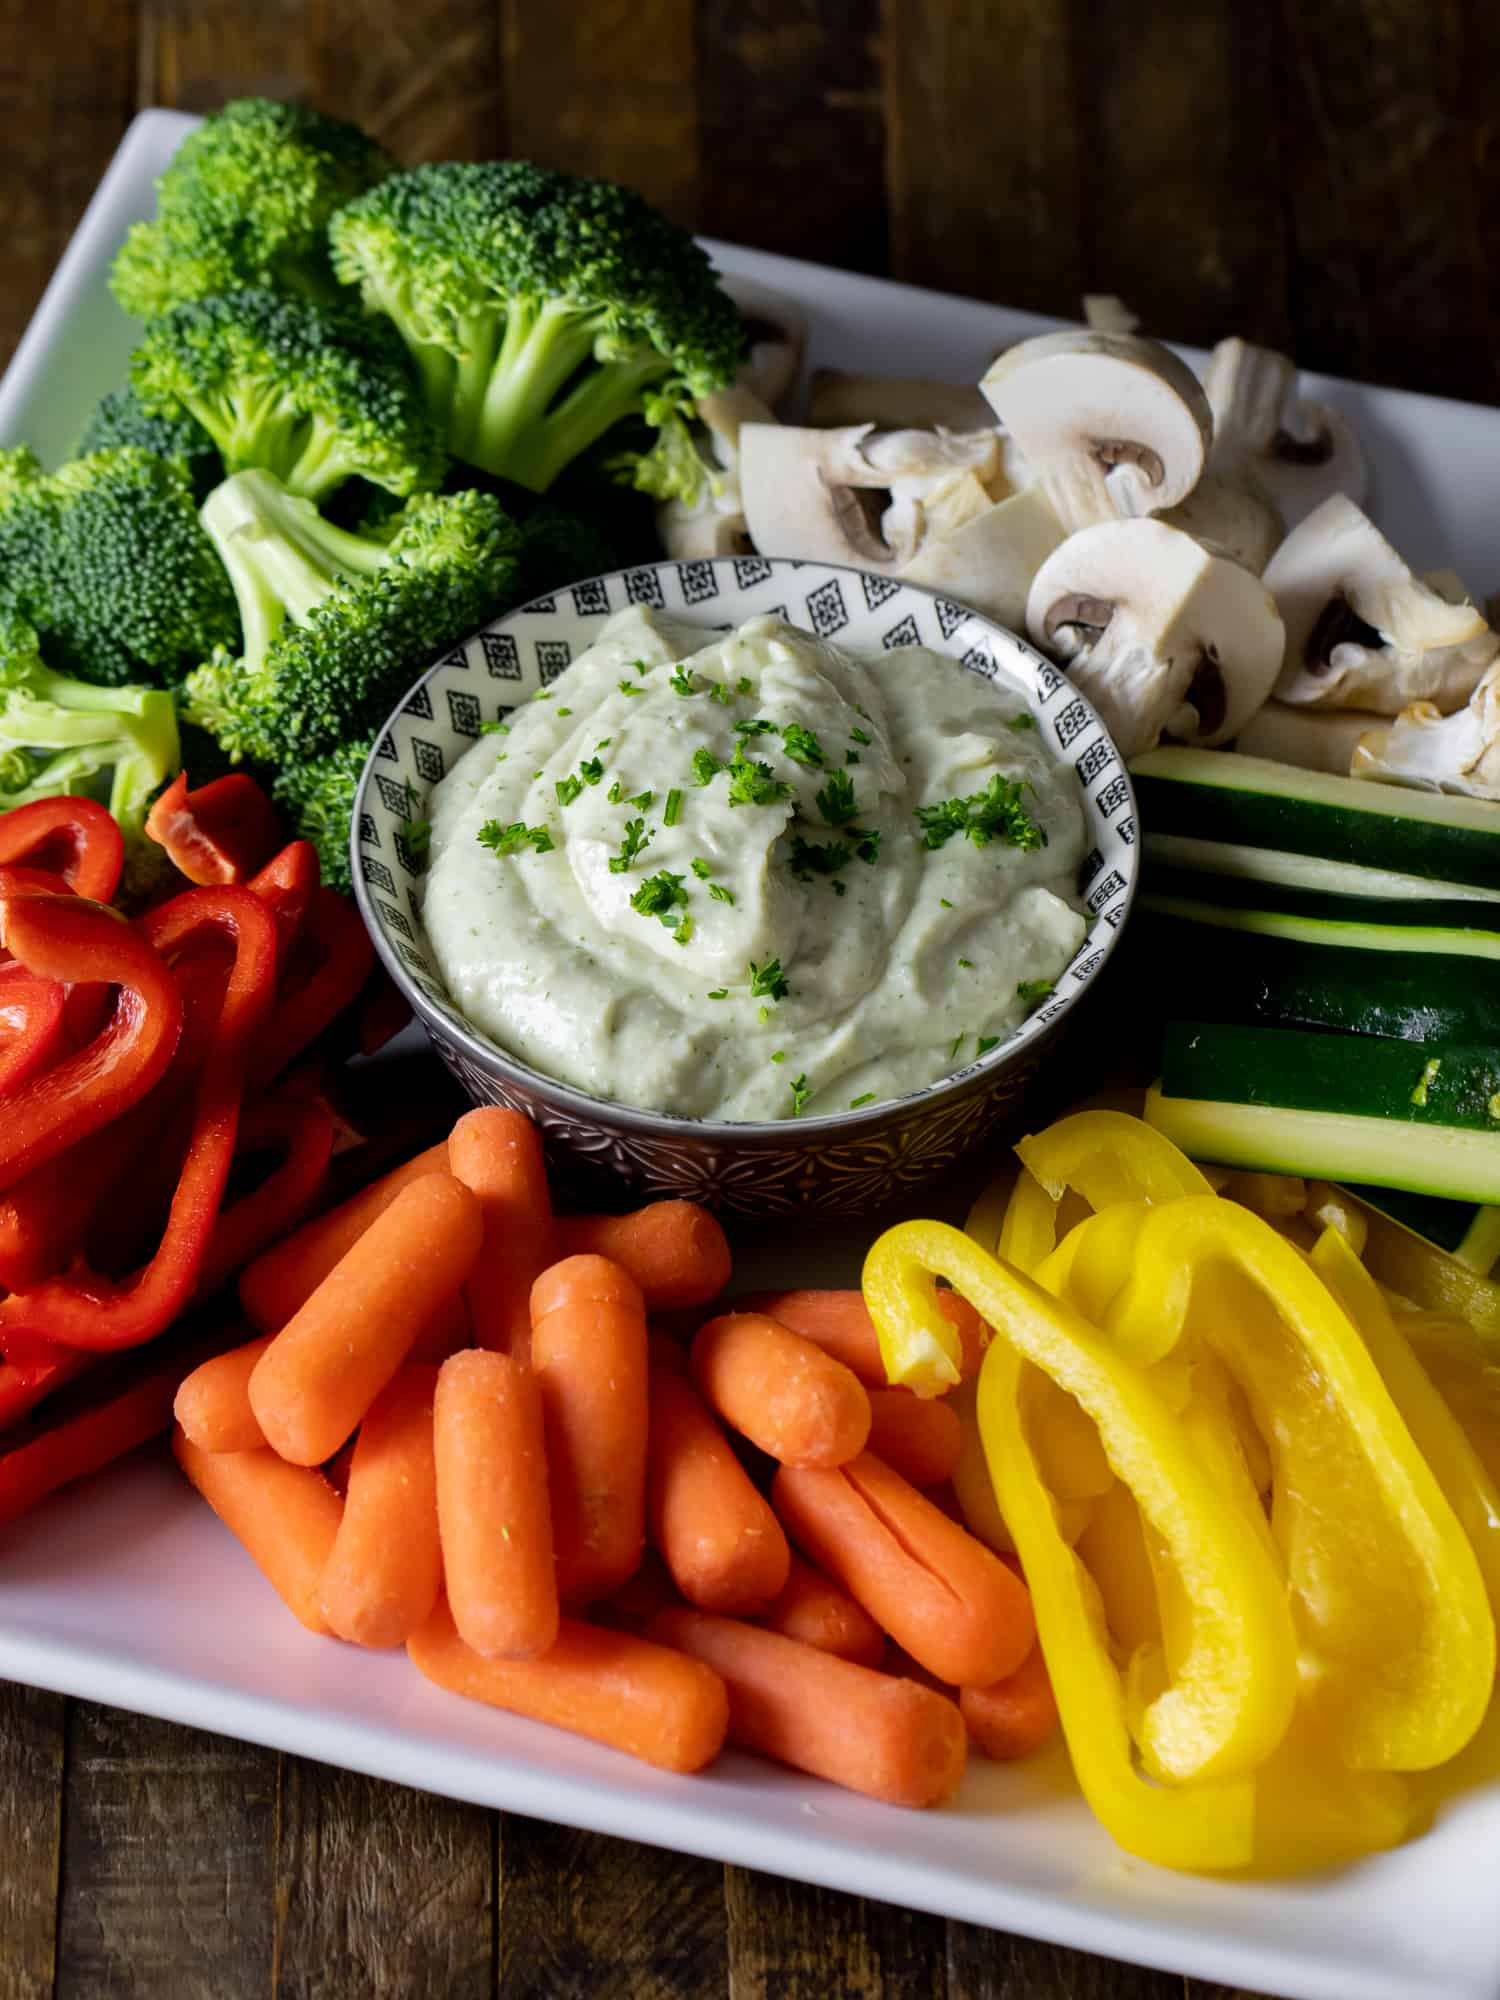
[[1234, 700, 1377, 775], [1025, 518, 1285, 758], [720, 275, 808, 409], [981, 331, 1212, 531], [1203, 337, 1367, 527], [897, 485, 1067, 632], [1157, 471, 1284, 576], [656, 385, 777, 560], [1266, 495, 1499, 715], [806, 369, 995, 433], [1353, 659, 1500, 798], [1082, 294, 1141, 335]]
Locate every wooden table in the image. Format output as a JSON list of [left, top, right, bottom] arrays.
[[2, 3, 1489, 1993]]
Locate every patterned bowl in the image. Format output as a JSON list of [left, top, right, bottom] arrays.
[[351, 557, 1137, 1214]]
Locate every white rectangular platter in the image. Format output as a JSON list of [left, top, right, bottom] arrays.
[[2, 109, 1499, 2000]]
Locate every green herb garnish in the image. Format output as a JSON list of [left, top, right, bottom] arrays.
[[781, 723, 826, 769], [557, 707, 572, 717], [555, 774, 584, 808], [579, 756, 605, 786], [915, 774, 1045, 852], [849, 1092, 876, 1108], [790, 835, 851, 881], [669, 663, 698, 697], [629, 790, 654, 811], [663, 788, 684, 827], [707, 988, 728, 1000], [691, 748, 723, 787], [726, 750, 793, 809], [771, 1050, 785, 1064], [957, 957, 973, 969], [749, 957, 790, 1002], [690, 857, 713, 879], [850, 726, 872, 746], [789, 1073, 811, 1116], [607, 818, 652, 874], [1008, 712, 1036, 731], [479, 719, 510, 735], [734, 716, 779, 739], [630, 870, 689, 933], [617, 678, 645, 697], [708, 680, 735, 706], [708, 882, 735, 904], [477, 819, 554, 858], [815, 770, 859, 826], [607, 780, 623, 805], [405, 819, 431, 856], [1016, 978, 1054, 1003], [977, 1035, 1001, 1055], [737, 675, 753, 695]]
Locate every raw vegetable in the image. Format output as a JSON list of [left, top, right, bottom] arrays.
[[318, 1362, 444, 1649], [756, 1555, 885, 1667], [447, 1107, 555, 1358], [554, 1200, 731, 1311], [173, 1333, 273, 1454], [690, 1311, 872, 1469], [143, 770, 282, 887], [0, 796, 124, 904], [172, 1428, 344, 1634], [863, 1386, 962, 1486], [1352, 1183, 1500, 1274], [78, 386, 223, 499], [959, 1645, 1060, 1764]]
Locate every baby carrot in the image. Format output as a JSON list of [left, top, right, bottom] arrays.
[[249, 1173, 483, 1467], [173, 1332, 273, 1453], [447, 1107, 554, 1359], [690, 1313, 870, 1468], [408, 1293, 472, 1366], [530, 1255, 649, 1605], [433, 1349, 558, 1659], [604, 1548, 681, 1629], [409, 1598, 729, 1775], [555, 1201, 731, 1311], [646, 1358, 791, 1614], [773, 1451, 1035, 1687], [758, 1555, 885, 1667], [317, 1363, 443, 1649], [739, 1289, 986, 1388], [865, 1388, 963, 1487], [651, 1608, 967, 1808], [239, 1141, 451, 1330], [960, 1643, 1059, 1762], [173, 1427, 343, 1635]]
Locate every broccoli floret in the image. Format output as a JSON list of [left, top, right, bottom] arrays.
[[182, 469, 518, 767], [78, 387, 224, 500], [513, 501, 619, 598], [129, 290, 446, 502], [111, 97, 394, 319], [271, 739, 367, 891], [0, 613, 180, 867], [328, 161, 745, 499], [0, 446, 240, 688]]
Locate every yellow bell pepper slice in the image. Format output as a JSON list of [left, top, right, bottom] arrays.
[[1107, 1198, 1495, 1772], [1074, 1478, 1160, 1658], [1016, 1108, 1216, 1210], [865, 1221, 1297, 1803], [1356, 1197, 1500, 1336], [964, 1171, 1012, 1257], [996, 1165, 1057, 1273]]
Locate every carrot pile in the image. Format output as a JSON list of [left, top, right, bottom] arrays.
[[171, 1106, 1057, 1803]]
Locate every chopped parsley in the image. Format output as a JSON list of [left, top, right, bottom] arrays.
[[737, 675, 753, 695], [557, 707, 572, 717], [596, 737, 612, 749], [690, 857, 713, 879], [479, 718, 510, 735], [977, 1035, 1002, 1055], [607, 780, 623, 805], [790, 835, 851, 881], [669, 663, 698, 697], [1008, 712, 1036, 731], [707, 988, 728, 1000], [781, 723, 826, 769], [734, 716, 779, 739], [915, 774, 1045, 852], [957, 957, 973, 969], [853, 827, 880, 864], [629, 790, 654, 811], [849, 1092, 876, 1108], [726, 750, 793, 808], [845, 750, 861, 765], [532, 690, 552, 701], [691, 748, 723, 787], [748, 956, 790, 1002], [789, 1073, 811, 1116], [607, 818, 652, 874], [579, 756, 605, 786], [939, 898, 953, 910], [617, 678, 646, 697], [663, 788, 684, 827], [708, 679, 736, 706], [631, 658, 649, 676], [405, 818, 431, 856], [770, 1050, 786, 1064], [708, 882, 735, 904], [477, 819, 554, 858], [672, 915, 695, 946], [1016, 978, 1054, 1004], [950, 1033, 966, 1059], [815, 770, 859, 826], [850, 726, 872, 747], [555, 774, 584, 808], [630, 871, 690, 944]]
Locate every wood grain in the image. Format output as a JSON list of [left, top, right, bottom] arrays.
[[0, 1682, 65, 2000], [725, 1867, 945, 2000], [136, 0, 317, 111], [271, 1759, 493, 1999], [499, 1815, 727, 1997], [54, 1703, 276, 2000], [311, 0, 504, 161]]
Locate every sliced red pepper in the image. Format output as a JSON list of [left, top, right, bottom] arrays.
[[248, 838, 320, 960], [0, 893, 183, 1194], [0, 886, 277, 1353], [195, 1091, 335, 1299], [253, 888, 375, 1088], [0, 1348, 89, 1432], [144, 771, 283, 887], [0, 961, 67, 1095], [0, 1130, 130, 1294], [0, 797, 124, 904]]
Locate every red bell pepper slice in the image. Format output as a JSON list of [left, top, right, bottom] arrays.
[[0, 893, 183, 1194], [0, 1349, 90, 1432], [248, 838, 320, 961], [195, 1090, 335, 1298], [253, 888, 375, 1088], [0, 886, 277, 1353], [0, 961, 67, 1095], [0, 796, 124, 904], [0, 1128, 128, 1294], [144, 771, 283, 887]]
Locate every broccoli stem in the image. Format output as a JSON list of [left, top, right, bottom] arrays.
[[201, 468, 392, 658]]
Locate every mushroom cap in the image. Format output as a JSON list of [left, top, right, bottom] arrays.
[[1159, 470, 1284, 576], [655, 386, 776, 561], [1203, 337, 1368, 525], [897, 484, 1066, 631], [1025, 517, 1285, 758], [806, 368, 996, 433], [1266, 494, 1497, 714], [720, 275, 808, 409], [1352, 659, 1500, 797], [981, 331, 1212, 532]]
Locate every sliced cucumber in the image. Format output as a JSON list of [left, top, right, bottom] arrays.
[[1145, 833, 1500, 905], [1347, 1183, 1500, 1275], [1143, 861, 1500, 934], [1357, 1202, 1500, 1334], [1148, 1023, 1500, 1203], [1131, 749, 1500, 890]]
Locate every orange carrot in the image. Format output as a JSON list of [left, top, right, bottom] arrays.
[[690, 1312, 870, 1468], [317, 1364, 443, 1649], [409, 1598, 728, 1775], [447, 1107, 554, 1359], [408, 1293, 472, 1366], [239, 1141, 451, 1330], [865, 1388, 963, 1487], [530, 1254, 649, 1605], [604, 1547, 681, 1629], [324, 1436, 357, 1497], [739, 1288, 985, 1388], [651, 1607, 967, 1808], [173, 1332, 273, 1453], [773, 1451, 1035, 1687], [758, 1555, 885, 1667], [555, 1201, 731, 1311], [249, 1173, 483, 1467], [172, 1427, 343, 1635], [646, 1358, 790, 1614], [433, 1349, 558, 1659], [960, 1642, 1059, 1761]]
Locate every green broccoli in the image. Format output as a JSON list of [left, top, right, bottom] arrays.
[[513, 501, 619, 598], [328, 161, 745, 499], [182, 468, 519, 767], [0, 446, 240, 688], [130, 290, 446, 501], [270, 740, 366, 891], [111, 97, 394, 320], [78, 386, 224, 500]]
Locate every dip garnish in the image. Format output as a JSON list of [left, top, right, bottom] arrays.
[[781, 723, 826, 769], [669, 663, 698, 696], [663, 788, 684, 826], [849, 1092, 876, 1108], [691, 748, 723, 786], [748, 957, 790, 1002], [789, 1073, 811, 1116], [725, 750, 793, 808], [607, 817, 651, 873], [477, 818, 554, 857], [915, 773, 1045, 852], [1017, 978, 1054, 1002]]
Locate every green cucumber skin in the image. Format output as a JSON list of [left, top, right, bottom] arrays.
[[1143, 866, 1500, 936], [1346, 1181, 1495, 1261], [1162, 1022, 1500, 1133], [1134, 773, 1500, 889]]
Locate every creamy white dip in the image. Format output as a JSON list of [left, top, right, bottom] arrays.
[[423, 608, 1088, 1121]]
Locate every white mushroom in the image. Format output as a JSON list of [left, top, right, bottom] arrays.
[[981, 331, 1212, 532], [1157, 471, 1284, 576], [1025, 518, 1285, 758], [898, 486, 1067, 632], [806, 369, 997, 433], [1082, 294, 1141, 335], [1352, 659, 1500, 798], [1202, 337, 1367, 527], [1265, 495, 1499, 714], [720, 275, 808, 409], [656, 385, 776, 560], [1234, 701, 1378, 775]]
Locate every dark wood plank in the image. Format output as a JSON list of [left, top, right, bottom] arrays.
[[54, 1703, 276, 2000], [697, 0, 887, 273], [500, 0, 698, 224], [271, 1758, 493, 1998], [0, 1681, 66, 2000], [136, 0, 317, 112], [725, 1867, 944, 2000], [499, 1814, 727, 1998], [883, 0, 1080, 311], [309, 0, 505, 163]]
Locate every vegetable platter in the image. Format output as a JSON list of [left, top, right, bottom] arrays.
[[6, 108, 1500, 2000]]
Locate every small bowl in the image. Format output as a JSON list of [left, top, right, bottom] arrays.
[[351, 556, 1137, 1213]]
